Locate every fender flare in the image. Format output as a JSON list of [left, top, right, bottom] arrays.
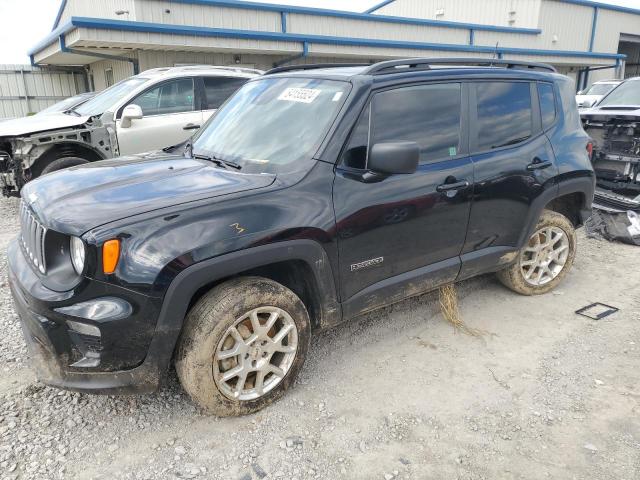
[[517, 175, 594, 248], [145, 239, 341, 373]]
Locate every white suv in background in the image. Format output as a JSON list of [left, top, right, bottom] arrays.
[[575, 79, 622, 109], [0, 65, 262, 196]]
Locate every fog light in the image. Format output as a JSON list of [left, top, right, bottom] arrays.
[[55, 297, 132, 321]]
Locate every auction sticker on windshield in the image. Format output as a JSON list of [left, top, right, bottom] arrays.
[[278, 88, 321, 104]]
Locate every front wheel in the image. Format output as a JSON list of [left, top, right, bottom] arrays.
[[40, 156, 89, 176], [497, 209, 577, 295], [176, 276, 311, 416]]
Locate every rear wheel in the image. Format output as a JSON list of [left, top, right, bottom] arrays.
[[176, 276, 311, 416], [40, 156, 89, 176], [497, 209, 576, 295]]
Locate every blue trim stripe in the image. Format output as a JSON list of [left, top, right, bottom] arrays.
[[280, 11, 287, 33], [29, 17, 626, 62], [168, 0, 542, 34], [52, 0, 67, 30], [469, 29, 474, 46], [588, 7, 598, 52], [364, 0, 397, 14]]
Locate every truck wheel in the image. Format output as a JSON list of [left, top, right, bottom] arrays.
[[497, 209, 576, 295], [176, 276, 311, 416], [40, 157, 89, 176]]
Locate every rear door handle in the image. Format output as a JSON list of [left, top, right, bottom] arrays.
[[436, 180, 470, 193], [183, 123, 201, 131], [527, 159, 552, 171]]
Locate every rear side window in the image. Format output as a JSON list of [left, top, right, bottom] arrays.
[[203, 77, 247, 109], [538, 82, 556, 129], [369, 83, 462, 164], [476, 82, 532, 151]]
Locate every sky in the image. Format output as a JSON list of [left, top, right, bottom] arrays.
[[0, 0, 639, 65]]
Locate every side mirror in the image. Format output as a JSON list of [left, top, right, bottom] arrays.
[[368, 142, 419, 175], [577, 90, 584, 95], [120, 104, 143, 128]]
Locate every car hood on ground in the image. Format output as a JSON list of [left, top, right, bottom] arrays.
[[0, 112, 90, 137], [21, 152, 276, 235], [579, 105, 640, 118]]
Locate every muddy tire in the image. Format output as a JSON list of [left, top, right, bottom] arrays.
[[40, 157, 89, 176], [497, 209, 577, 296], [175, 276, 311, 416]]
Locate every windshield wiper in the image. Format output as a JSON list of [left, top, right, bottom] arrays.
[[63, 109, 81, 117], [193, 153, 242, 170]]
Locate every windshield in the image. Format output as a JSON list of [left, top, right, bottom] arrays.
[[38, 94, 90, 115], [598, 80, 640, 107], [73, 77, 149, 116], [191, 77, 350, 174], [583, 83, 617, 96]]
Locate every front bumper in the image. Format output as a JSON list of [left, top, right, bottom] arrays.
[[7, 238, 168, 394]]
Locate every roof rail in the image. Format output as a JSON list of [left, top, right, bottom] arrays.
[[177, 65, 265, 75], [265, 63, 370, 75], [363, 58, 557, 75]]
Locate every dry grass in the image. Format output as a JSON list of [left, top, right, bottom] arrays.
[[439, 284, 486, 337]]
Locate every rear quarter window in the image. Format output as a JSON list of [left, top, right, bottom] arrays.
[[475, 82, 533, 151], [538, 82, 556, 130]]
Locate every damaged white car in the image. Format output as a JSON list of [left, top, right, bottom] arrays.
[[581, 77, 640, 198], [0, 65, 261, 196]]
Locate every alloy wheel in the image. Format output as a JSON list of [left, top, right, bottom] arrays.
[[520, 226, 570, 286], [213, 306, 298, 401]]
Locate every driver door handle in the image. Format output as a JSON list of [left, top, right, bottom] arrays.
[[527, 158, 552, 171], [436, 180, 470, 193], [183, 123, 201, 131]]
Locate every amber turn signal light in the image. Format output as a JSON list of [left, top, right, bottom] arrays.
[[102, 239, 120, 274]]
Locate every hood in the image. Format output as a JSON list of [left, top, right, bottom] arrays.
[[0, 112, 90, 137], [580, 105, 640, 118], [22, 152, 276, 235]]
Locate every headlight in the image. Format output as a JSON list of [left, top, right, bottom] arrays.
[[70, 236, 86, 274]]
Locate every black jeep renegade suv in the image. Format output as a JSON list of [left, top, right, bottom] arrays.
[[8, 59, 595, 416]]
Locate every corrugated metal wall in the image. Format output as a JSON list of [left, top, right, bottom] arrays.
[[135, 0, 280, 30], [373, 0, 543, 29], [88, 58, 134, 91], [0, 65, 87, 119], [57, 0, 136, 26], [592, 9, 640, 53]]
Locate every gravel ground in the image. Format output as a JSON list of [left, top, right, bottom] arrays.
[[0, 196, 639, 480]]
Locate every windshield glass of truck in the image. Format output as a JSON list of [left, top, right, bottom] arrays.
[[73, 77, 149, 116], [191, 77, 350, 174], [598, 80, 640, 107]]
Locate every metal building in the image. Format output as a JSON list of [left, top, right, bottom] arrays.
[[24, 0, 640, 95], [0, 64, 87, 119]]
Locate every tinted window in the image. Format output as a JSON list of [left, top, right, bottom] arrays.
[[369, 83, 462, 164], [342, 104, 370, 169], [476, 82, 532, 151], [203, 77, 247, 109], [131, 78, 195, 116], [538, 83, 556, 129]]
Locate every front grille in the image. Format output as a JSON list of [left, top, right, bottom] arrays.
[[19, 200, 47, 274]]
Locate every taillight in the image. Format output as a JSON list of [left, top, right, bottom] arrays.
[[586, 142, 593, 160]]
